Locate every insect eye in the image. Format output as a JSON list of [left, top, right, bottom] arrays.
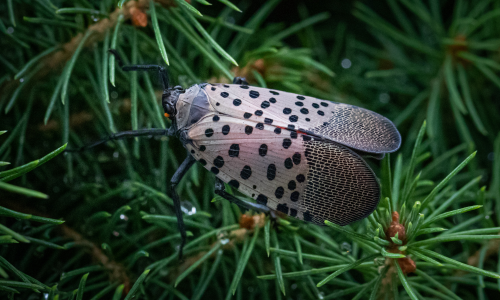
[[163, 103, 175, 117]]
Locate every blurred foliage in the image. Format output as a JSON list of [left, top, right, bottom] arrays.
[[1, 0, 500, 299]]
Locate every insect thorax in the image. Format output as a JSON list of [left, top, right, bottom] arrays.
[[175, 84, 213, 131]]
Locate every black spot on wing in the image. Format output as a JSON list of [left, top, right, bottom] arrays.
[[277, 203, 288, 214], [240, 165, 252, 180], [228, 180, 240, 189], [296, 174, 305, 182], [292, 153, 301, 165], [249, 90, 260, 98], [214, 156, 224, 168], [259, 144, 268, 156], [275, 187, 284, 199], [303, 211, 313, 222], [257, 194, 268, 205], [282, 139, 292, 149], [245, 126, 253, 135], [229, 144, 240, 157], [267, 164, 276, 180]]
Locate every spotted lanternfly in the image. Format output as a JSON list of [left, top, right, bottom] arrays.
[[99, 50, 401, 258]]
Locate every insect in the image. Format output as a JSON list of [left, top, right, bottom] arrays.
[[92, 50, 401, 258]]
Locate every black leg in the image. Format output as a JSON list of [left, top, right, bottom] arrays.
[[171, 154, 197, 260], [109, 49, 169, 90], [214, 178, 270, 213], [65, 128, 173, 152], [232, 77, 249, 85]]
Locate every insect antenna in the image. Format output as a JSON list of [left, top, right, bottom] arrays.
[[65, 128, 172, 152], [109, 49, 170, 91]]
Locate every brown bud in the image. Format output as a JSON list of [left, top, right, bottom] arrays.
[[129, 7, 147, 27], [239, 214, 254, 230], [387, 211, 406, 242], [398, 257, 416, 274]]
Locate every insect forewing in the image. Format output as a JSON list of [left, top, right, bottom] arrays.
[[186, 114, 380, 226], [205, 84, 401, 154]]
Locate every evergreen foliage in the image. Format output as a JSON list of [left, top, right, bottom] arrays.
[[1, 0, 500, 299]]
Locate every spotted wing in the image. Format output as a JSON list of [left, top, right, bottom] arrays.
[[204, 84, 401, 154], [185, 113, 380, 225]]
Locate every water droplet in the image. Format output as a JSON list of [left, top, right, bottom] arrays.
[[341, 58, 352, 69], [226, 17, 235, 25], [150, 207, 156, 213], [181, 201, 196, 215], [111, 91, 118, 99], [485, 215, 490, 219], [113, 151, 119, 158], [7, 27, 14, 34], [113, 231, 120, 237], [220, 238, 230, 245], [318, 292, 325, 299], [291, 283, 297, 290], [119, 214, 128, 221], [340, 242, 351, 254], [247, 286, 254, 292], [20, 78, 24, 83], [379, 93, 390, 103]]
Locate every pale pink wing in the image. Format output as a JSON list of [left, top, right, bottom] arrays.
[[204, 84, 401, 154]]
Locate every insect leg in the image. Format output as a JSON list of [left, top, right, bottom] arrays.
[[214, 178, 270, 213], [66, 128, 173, 152], [109, 49, 169, 90], [232, 77, 249, 85], [170, 154, 197, 260]]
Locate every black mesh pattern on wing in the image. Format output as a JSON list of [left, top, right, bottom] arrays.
[[307, 104, 401, 154], [302, 139, 380, 226]]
